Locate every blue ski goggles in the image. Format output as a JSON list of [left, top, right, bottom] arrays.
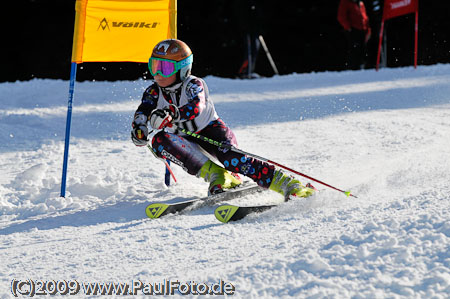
[[148, 55, 193, 78]]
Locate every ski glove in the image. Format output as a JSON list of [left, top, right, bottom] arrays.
[[131, 114, 149, 146], [149, 104, 179, 130]]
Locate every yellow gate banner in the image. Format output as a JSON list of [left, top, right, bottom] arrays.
[[72, 0, 177, 63]]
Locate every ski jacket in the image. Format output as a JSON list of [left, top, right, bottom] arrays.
[[337, 0, 370, 32], [135, 75, 219, 133]]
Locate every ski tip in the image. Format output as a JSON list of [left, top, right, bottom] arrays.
[[214, 205, 239, 223], [145, 203, 169, 219]]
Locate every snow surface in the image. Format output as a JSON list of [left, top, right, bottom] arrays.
[[1, 65, 450, 298]]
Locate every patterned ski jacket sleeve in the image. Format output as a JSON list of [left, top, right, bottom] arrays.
[[134, 82, 159, 120], [178, 78, 205, 121], [134, 77, 218, 132], [173, 77, 218, 132]]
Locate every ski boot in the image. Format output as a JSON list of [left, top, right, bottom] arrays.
[[198, 160, 242, 195], [269, 170, 315, 200]]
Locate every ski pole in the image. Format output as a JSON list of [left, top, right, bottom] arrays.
[[259, 35, 279, 75], [178, 128, 356, 198], [147, 144, 177, 185]]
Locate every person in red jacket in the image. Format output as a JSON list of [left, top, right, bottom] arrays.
[[337, 0, 372, 70]]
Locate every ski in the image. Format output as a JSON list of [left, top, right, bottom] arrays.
[[214, 183, 319, 223], [145, 183, 263, 219], [214, 204, 278, 223]]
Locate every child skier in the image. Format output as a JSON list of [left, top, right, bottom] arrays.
[[131, 39, 315, 198]]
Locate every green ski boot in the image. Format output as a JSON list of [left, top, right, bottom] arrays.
[[269, 170, 315, 199], [198, 160, 242, 195]]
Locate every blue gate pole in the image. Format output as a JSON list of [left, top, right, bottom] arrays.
[[165, 160, 171, 186], [60, 62, 78, 197]]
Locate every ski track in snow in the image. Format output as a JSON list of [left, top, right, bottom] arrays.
[[0, 65, 449, 298]]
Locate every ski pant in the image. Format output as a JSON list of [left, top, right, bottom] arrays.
[[151, 119, 275, 188]]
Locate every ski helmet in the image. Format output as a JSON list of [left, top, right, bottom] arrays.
[[149, 39, 193, 81]]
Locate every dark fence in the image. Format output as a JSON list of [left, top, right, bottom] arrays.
[[1, 0, 448, 82]]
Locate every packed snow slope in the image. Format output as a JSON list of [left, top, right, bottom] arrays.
[[1, 65, 449, 298]]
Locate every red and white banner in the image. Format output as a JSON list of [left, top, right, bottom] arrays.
[[376, 0, 419, 70], [383, 0, 418, 20]]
